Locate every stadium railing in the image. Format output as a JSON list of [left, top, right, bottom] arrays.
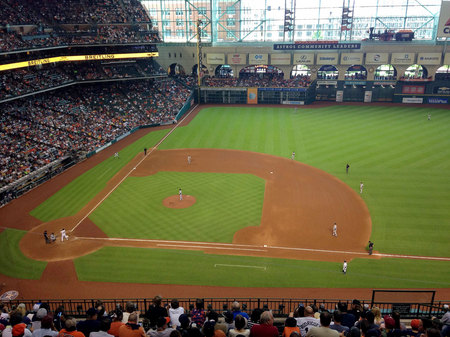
[[3, 298, 448, 319]]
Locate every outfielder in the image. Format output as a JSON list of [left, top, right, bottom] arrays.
[[360, 182, 364, 194]]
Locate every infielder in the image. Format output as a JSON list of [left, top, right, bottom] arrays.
[[60, 228, 69, 241], [179, 188, 183, 201], [114, 152, 119, 159], [187, 155, 191, 165], [360, 182, 364, 194], [291, 151, 295, 160], [342, 260, 347, 274], [332, 223, 337, 237]]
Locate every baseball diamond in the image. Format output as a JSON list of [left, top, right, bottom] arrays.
[[1, 104, 449, 300]]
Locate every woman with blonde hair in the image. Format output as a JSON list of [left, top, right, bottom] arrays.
[[371, 307, 383, 326]]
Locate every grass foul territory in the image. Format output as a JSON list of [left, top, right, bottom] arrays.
[[74, 246, 450, 288], [0, 229, 47, 279]]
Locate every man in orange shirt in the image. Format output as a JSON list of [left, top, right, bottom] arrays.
[[58, 318, 85, 337], [118, 313, 145, 337]]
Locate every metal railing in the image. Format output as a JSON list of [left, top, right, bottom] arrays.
[[2, 298, 448, 319]]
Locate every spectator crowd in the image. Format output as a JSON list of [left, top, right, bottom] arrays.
[[203, 75, 311, 88], [0, 297, 449, 337], [0, 78, 192, 189], [0, 59, 166, 100]]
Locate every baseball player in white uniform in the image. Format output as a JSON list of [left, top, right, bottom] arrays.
[[360, 182, 364, 194], [332, 223, 337, 237], [60, 228, 69, 241], [179, 188, 183, 201], [342, 260, 347, 274], [187, 155, 191, 165], [291, 151, 295, 160]]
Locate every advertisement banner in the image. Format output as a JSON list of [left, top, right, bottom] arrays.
[[274, 43, 360, 50], [270, 53, 291, 65], [227, 53, 246, 65], [340, 53, 363, 65], [317, 80, 337, 85], [317, 53, 339, 65], [365, 53, 389, 64], [445, 53, 450, 65], [417, 53, 442, 65], [336, 90, 344, 102], [206, 53, 225, 64], [428, 97, 449, 104], [293, 53, 314, 64], [247, 88, 258, 104], [402, 97, 423, 104], [249, 54, 268, 64], [364, 91, 373, 103], [0, 52, 159, 72], [436, 0, 450, 38], [391, 53, 415, 64], [402, 85, 425, 94]]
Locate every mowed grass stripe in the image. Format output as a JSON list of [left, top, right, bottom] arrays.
[[30, 129, 170, 222], [0, 229, 47, 279], [74, 246, 450, 288], [89, 172, 265, 243]]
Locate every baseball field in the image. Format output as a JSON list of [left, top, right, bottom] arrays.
[[1, 103, 449, 299]]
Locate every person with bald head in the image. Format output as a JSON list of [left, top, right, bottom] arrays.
[[249, 311, 278, 337], [295, 306, 320, 337]]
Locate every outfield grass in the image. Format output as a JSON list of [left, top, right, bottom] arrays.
[[74, 246, 450, 288], [30, 129, 170, 222], [160, 106, 450, 257], [89, 171, 264, 242], [0, 229, 47, 279]]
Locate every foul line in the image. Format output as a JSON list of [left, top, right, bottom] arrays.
[[76, 236, 450, 261], [157, 243, 266, 252], [70, 105, 199, 233], [214, 264, 266, 270]]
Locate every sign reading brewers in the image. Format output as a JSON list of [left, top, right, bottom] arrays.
[[437, 0, 450, 38]]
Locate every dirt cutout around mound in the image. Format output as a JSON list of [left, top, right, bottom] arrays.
[[163, 195, 196, 208]]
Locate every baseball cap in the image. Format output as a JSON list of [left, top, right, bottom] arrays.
[[12, 323, 26, 337], [384, 315, 395, 329], [410, 319, 420, 330]]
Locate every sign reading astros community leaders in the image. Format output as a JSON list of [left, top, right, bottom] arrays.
[[274, 42, 361, 50], [0, 52, 159, 72]]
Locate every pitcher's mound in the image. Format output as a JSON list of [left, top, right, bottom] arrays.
[[163, 195, 196, 209]]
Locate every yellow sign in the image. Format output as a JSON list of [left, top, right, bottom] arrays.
[[0, 52, 159, 72], [247, 88, 258, 104]]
